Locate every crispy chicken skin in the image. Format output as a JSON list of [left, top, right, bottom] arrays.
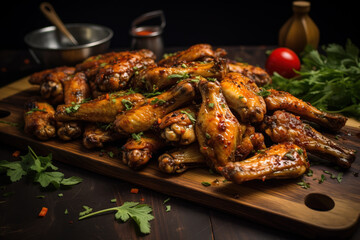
[[24, 101, 56, 140], [158, 43, 227, 67], [228, 62, 272, 87], [261, 110, 356, 168], [236, 125, 266, 161], [219, 142, 309, 184], [29, 66, 75, 85], [196, 79, 244, 170], [264, 89, 347, 131], [82, 123, 121, 149], [62, 72, 91, 104], [121, 132, 165, 169], [93, 49, 156, 92], [158, 143, 206, 174], [114, 79, 196, 135], [57, 72, 91, 141], [132, 59, 227, 91], [39, 69, 75, 105], [55, 92, 145, 123], [159, 106, 198, 145], [221, 72, 266, 123]]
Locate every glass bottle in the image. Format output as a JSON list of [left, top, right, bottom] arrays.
[[279, 1, 320, 54]]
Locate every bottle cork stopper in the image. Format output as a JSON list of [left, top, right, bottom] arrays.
[[292, 1, 311, 13]]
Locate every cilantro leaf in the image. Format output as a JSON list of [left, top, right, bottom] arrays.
[[35, 171, 64, 188], [0, 160, 26, 182], [60, 176, 83, 186], [78, 202, 154, 234]]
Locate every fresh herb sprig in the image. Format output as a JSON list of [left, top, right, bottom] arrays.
[[268, 39, 360, 119], [0, 146, 82, 188], [78, 202, 154, 234]]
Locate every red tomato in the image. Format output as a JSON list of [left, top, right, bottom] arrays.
[[265, 47, 301, 78]]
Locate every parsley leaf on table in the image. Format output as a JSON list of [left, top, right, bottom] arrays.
[[0, 146, 82, 189], [267, 39, 360, 119], [78, 202, 154, 234]]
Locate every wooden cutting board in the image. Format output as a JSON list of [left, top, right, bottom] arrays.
[[1, 77, 360, 239]]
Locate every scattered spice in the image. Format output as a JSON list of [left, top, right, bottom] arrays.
[[12, 150, 20, 158], [130, 188, 139, 194], [38, 207, 48, 217], [201, 182, 211, 187]]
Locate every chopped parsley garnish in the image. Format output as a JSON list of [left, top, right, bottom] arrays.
[[318, 174, 326, 184], [150, 98, 166, 105], [65, 102, 81, 114], [257, 88, 271, 97], [208, 103, 214, 108], [180, 110, 196, 124], [297, 180, 310, 189], [167, 73, 189, 79], [238, 96, 244, 99], [207, 77, 217, 82], [205, 133, 211, 139], [201, 182, 211, 187], [131, 132, 144, 142], [121, 99, 133, 110], [181, 63, 187, 68], [26, 107, 47, 115]]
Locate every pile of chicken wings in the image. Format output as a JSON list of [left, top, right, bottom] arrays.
[[25, 44, 356, 184]]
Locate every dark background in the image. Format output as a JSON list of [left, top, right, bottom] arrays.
[[1, 0, 359, 50]]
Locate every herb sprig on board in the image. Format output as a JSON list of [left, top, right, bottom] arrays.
[[267, 39, 360, 119]]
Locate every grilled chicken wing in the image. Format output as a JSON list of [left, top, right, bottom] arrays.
[[132, 59, 227, 91], [39, 69, 76, 105], [24, 101, 56, 140], [221, 72, 266, 123], [158, 43, 227, 67], [29, 66, 75, 85], [264, 89, 347, 131], [57, 72, 91, 141], [120, 132, 165, 169], [261, 110, 356, 168], [228, 62, 272, 86], [82, 123, 121, 149], [114, 79, 196, 135], [219, 142, 309, 184], [159, 106, 197, 145], [93, 49, 156, 92], [196, 79, 244, 170], [236, 125, 266, 160], [158, 143, 206, 174], [55, 92, 145, 123]]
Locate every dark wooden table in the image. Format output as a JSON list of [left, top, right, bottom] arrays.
[[0, 46, 359, 240]]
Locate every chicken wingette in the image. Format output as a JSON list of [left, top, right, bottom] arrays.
[[196, 79, 244, 171], [264, 89, 347, 131], [221, 72, 266, 123], [228, 62, 272, 86], [159, 106, 198, 145], [132, 59, 227, 91], [93, 49, 156, 93], [57, 72, 91, 141], [120, 132, 165, 169], [82, 123, 121, 149], [114, 79, 196, 135], [158, 43, 227, 67], [158, 143, 206, 174], [29, 66, 75, 85], [261, 110, 356, 168], [219, 142, 309, 184], [24, 101, 56, 140], [55, 91, 145, 123]]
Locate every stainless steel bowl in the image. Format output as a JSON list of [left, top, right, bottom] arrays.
[[24, 23, 113, 67]]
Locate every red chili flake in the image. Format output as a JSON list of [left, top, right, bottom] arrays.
[[12, 150, 20, 158], [130, 188, 139, 194], [262, 176, 266, 182], [140, 197, 145, 202]]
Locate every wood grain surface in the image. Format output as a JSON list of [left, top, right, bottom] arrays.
[[0, 76, 360, 239]]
